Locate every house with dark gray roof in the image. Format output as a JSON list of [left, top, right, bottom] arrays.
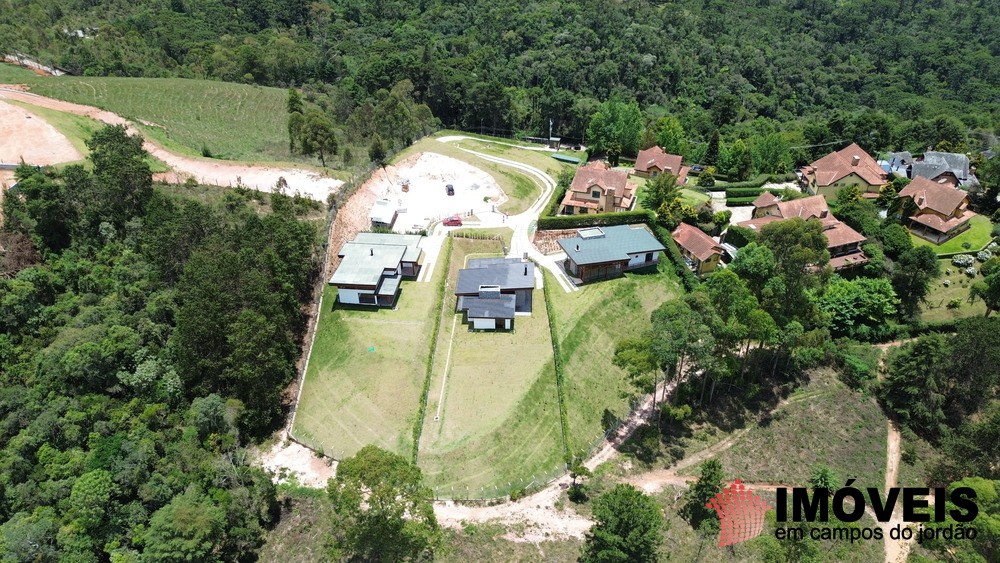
[[557, 224, 665, 284], [328, 233, 423, 307], [911, 151, 977, 188], [455, 257, 535, 330]]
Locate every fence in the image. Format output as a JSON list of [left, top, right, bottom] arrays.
[[448, 230, 508, 254]]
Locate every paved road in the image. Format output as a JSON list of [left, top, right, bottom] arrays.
[[435, 137, 579, 292]]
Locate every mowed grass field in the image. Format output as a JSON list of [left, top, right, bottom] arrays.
[[545, 259, 683, 457], [418, 238, 563, 494], [292, 260, 446, 460], [706, 368, 887, 488], [920, 258, 987, 321], [7, 70, 295, 163], [911, 214, 994, 254]]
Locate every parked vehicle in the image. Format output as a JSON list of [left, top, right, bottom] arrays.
[[443, 215, 463, 226], [691, 165, 704, 173], [446, 184, 455, 195]]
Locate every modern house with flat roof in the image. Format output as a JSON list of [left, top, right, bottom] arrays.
[[557, 224, 665, 284], [455, 257, 535, 330], [328, 233, 423, 307], [369, 199, 398, 230]]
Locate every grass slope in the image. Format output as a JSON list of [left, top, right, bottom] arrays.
[[545, 261, 682, 458], [11, 72, 296, 162], [708, 368, 887, 488], [920, 258, 987, 321], [293, 262, 445, 459], [417, 238, 563, 495]]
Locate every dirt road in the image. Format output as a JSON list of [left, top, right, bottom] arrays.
[[0, 87, 343, 201], [0, 100, 82, 165]]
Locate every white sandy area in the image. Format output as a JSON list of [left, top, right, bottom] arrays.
[[363, 152, 503, 232], [0, 100, 83, 165]]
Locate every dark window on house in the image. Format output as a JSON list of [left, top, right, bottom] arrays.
[[591, 190, 600, 198], [645, 252, 653, 262], [359, 293, 376, 305]]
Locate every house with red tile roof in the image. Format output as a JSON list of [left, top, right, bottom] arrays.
[[801, 143, 887, 199], [897, 176, 976, 243], [671, 223, 723, 275], [735, 194, 869, 271], [560, 161, 636, 214], [633, 146, 689, 183]]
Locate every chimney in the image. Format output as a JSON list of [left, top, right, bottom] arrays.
[[523, 265, 528, 276], [370, 248, 374, 256], [851, 155, 860, 166], [575, 244, 580, 252], [917, 195, 925, 205], [665, 166, 673, 174]]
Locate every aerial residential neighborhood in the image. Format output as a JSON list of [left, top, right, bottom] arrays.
[[1, 1, 998, 561]]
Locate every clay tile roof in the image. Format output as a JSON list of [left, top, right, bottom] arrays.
[[823, 222, 867, 248], [672, 223, 723, 261], [809, 143, 886, 187], [634, 146, 683, 176], [774, 194, 829, 220], [570, 162, 631, 194], [752, 191, 779, 208], [897, 176, 968, 216]]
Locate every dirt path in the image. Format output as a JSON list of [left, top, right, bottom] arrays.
[[0, 100, 82, 165], [0, 87, 343, 201]]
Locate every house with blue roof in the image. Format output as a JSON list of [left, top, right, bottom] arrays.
[[557, 224, 665, 284]]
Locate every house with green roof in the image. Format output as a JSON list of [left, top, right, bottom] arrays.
[[556, 224, 665, 284], [328, 233, 424, 307]]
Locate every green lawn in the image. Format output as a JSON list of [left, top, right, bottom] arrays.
[[706, 368, 887, 489], [633, 176, 709, 211], [919, 259, 987, 321], [292, 261, 446, 460], [545, 260, 683, 458], [0, 63, 39, 82], [9, 72, 302, 163], [451, 227, 514, 248], [417, 238, 563, 496], [911, 214, 994, 255]]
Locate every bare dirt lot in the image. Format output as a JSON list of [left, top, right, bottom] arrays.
[[0, 100, 82, 165], [366, 152, 503, 233]]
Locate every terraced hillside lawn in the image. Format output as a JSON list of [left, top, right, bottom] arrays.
[[911, 214, 994, 255], [292, 260, 446, 460], [417, 237, 563, 496], [920, 258, 988, 322], [706, 368, 887, 488], [544, 260, 683, 458], [8, 72, 295, 162]]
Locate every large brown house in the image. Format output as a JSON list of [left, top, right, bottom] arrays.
[[633, 146, 689, 183], [897, 176, 976, 243], [802, 143, 888, 198], [736, 194, 869, 271], [560, 161, 636, 214]]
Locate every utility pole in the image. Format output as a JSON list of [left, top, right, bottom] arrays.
[[549, 118, 553, 140]]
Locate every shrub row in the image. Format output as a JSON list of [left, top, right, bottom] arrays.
[[536, 210, 654, 230], [542, 273, 573, 463], [411, 235, 454, 463], [650, 224, 701, 291], [725, 196, 760, 206], [724, 187, 783, 198], [541, 185, 568, 218], [715, 172, 797, 190]]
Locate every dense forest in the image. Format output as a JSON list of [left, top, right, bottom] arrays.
[[0, 125, 320, 559], [1, 0, 998, 154]]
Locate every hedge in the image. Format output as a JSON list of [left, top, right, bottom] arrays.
[[542, 185, 568, 218], [725, 196, 760, 206], [411, 235, 454, 463], [724, 187, 783, 198], [651, 224, 701, 291], [542, 275, 573, 463], [716, 173, 798, 190], [536, 210, 654, 230], [723, 224, 758, 248]]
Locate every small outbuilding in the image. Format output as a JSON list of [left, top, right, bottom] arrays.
[[369, 199, 398, 229]]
